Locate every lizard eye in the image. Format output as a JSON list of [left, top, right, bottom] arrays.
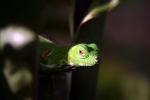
[[79, 50, 85, 56]]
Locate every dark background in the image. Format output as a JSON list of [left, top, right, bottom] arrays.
[[0, 0, 150, 100]]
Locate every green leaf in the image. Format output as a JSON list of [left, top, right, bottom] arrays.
[[81, 0, 120, 24]]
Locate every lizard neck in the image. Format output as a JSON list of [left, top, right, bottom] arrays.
[[38, 35, 70, 65]]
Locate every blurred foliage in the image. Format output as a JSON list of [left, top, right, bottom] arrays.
[[96, 0, 150, 100]]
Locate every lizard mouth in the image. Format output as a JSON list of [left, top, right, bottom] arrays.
[[95, 55, 101, 65], [79, 55, 99, 66], [95, 56, 98, 62]]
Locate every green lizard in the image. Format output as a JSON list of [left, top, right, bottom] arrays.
[[38, 35, 99, 69]]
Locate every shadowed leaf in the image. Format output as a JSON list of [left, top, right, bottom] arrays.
[[81, 0, 120, 24]]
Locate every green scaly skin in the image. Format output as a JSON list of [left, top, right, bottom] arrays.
[[68, 43, 99, 67], [38, 36, 99, 68]]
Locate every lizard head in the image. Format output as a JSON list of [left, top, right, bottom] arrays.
[[68, 43, 99, 67]]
